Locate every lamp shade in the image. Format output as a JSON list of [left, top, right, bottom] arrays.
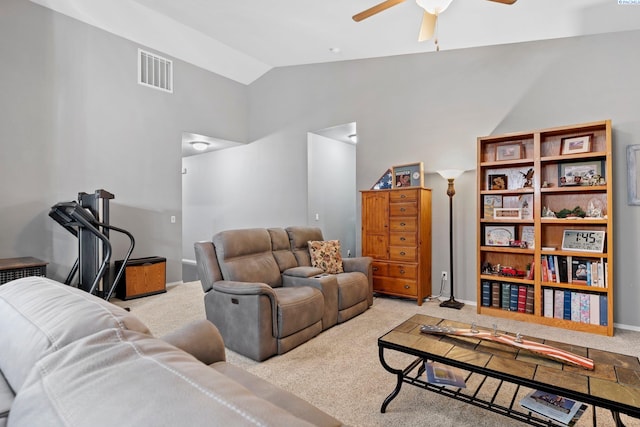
[[416, 0, 454, 14], [436, 169, 464, 180]]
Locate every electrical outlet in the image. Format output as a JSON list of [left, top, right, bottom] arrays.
[[441, 271, 448, 281]]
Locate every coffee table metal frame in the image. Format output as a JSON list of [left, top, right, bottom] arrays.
[[378, 315, 640, 427]]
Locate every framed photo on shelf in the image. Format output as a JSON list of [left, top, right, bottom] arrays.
[[561, 134, 592, 155], [488, 174, 508, 190], [392, 162, 424, 188], [494, 208, 522, 220], [558, 160, 604, 186], [483, 195, 503, 219], [484, 225, 515, 247], [518, 194, 533, 219], [496, 143, 522, 161], [521, 225, 535, 249]]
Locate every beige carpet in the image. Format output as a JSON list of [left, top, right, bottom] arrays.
[[113, 282, 640, 426]]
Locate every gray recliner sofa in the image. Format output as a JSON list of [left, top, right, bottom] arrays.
[[194, 226, 372, 362], [0, 276, 344, 427]]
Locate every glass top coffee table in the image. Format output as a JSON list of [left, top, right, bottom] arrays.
[[378, 314, 640, 426]]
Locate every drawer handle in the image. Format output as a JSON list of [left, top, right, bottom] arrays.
[[400, 222, 406, 227], [373, 267, 379, 272], [400, 251, 406, 256], [401, 194, 406, 199], [399, 269, 405, 274], [400, 207, 406, 212], [400, 237, 406, 241], [404, 285, 410, 289]]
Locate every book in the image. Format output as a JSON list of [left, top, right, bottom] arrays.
[[424, 361, 466, 388], [570, 292, 580, 322], [600, 295, 608, 326], [517, 285, 527, 313], [563, 291, 571, 320], [525, 286, 534, 314], [491, 282, 500, 308], [558, 256, 569, 283], [481, 281, 491, 307], [543, 288, 553, 318], [501, 283, 511, 310], [520, 389, 585, 426], [570, 258, 588, 284], [589, 293, 600, 325], [510, 285, 519, 311], [553, 290, 564, 319], [579, 293, 590, 323]]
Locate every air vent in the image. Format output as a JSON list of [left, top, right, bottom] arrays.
[[138, 49, 173, 93]]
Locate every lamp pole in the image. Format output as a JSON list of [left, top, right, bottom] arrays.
[[439, 175, 464, 309]]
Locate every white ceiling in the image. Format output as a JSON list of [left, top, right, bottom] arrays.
[[31, 0, 640, 86]]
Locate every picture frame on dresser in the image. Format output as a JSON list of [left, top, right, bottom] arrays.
[[392, 162, 424, 188]]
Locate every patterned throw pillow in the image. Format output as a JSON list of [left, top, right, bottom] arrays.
[[308, 240, 344, 274]]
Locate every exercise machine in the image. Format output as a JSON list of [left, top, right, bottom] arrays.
[[49, 189, 135, 300]]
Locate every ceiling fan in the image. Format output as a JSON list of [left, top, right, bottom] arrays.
[[353, 0, 517, 49]]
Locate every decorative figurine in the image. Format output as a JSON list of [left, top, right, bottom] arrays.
[[520, 168, 534, 188]]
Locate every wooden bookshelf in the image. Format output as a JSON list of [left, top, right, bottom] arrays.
[[477, 120, 614, 335]]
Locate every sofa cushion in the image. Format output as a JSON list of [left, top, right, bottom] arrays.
[[213, 228, 283, 287], [336, 272, 369, 310], [274, 287, 324, 338], [268, 228, 298, 272], [308, 240, 344, 274], [286, 226, 324, 266], [0, 277, 149, 393], [9, 328, 316, 427]]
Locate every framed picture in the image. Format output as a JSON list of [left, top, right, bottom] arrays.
[[558, 160, 604, 186], [521, 225, 535, 249], [484, 225, 515, 247], [628, 144, 640, 205], [518, 194, 533, 219], [494, 208, 522, 220], [483, 195, 503, 219], [392, 162, 424, 188], [371, 169, 393, 190], [488, 174, 508, 190], [496, 143, 523, 161], [561, 134, 592, 155]]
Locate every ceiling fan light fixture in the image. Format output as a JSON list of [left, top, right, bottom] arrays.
[[348, 134, 358, 143], [191, 141, 210, 151], [416, 0, 453, 14]]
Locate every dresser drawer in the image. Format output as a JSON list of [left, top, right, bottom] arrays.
[[389, 202, 418, 217], [373, 277, 417, 297], [390, 189, 418, 202], [390, 232, 416, 246], [388, 263, 417, 279], [371, 262, 389, 277], [389, 217, 417, 232], [389, 246, 417, 262]]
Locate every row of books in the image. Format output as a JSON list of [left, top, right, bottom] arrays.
[[543, 288, 608, 326], [540, 255, 608, 287], [481, 281, 534, 314]]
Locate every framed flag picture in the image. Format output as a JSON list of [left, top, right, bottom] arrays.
[[392, 162, 424, 188]]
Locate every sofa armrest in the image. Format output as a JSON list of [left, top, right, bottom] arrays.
[[343, 256, 374, 306], [282, 266, 325, 278], [161, 319, 226, 365], [210, 281, 279, 337]]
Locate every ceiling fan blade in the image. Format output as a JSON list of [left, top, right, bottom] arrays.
[[353, 0, 406, 22], [418, 11, 436, 42], [486, 0, 517, 4]]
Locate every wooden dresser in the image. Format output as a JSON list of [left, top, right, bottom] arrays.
[[361, 188, 432, 305]]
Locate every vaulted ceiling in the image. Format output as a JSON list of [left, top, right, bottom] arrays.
[[31, 0, 640, 85]]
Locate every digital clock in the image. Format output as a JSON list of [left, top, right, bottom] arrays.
[[561, 230, 605, 253]]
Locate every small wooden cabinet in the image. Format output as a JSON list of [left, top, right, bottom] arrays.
[[361, 188, 432, 305], [477, 120, 614, 335], [115, 257, 166, 300], [0, 257, 47, 284]]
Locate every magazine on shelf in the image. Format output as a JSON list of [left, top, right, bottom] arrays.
[[520, 389, 585, 425], [423, 361, 466, 388]]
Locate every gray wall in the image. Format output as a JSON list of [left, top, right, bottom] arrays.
[[3, 1, 640, 329], [0, 0, 248, 283], [246, 31, 640, 328]]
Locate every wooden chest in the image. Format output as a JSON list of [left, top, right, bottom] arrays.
[[115, 256, 166, 300]]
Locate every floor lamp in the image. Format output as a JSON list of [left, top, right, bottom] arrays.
[[437, 169, 465, 309]]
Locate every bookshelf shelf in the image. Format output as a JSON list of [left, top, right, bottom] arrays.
[[477, 120, 614, 336]]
